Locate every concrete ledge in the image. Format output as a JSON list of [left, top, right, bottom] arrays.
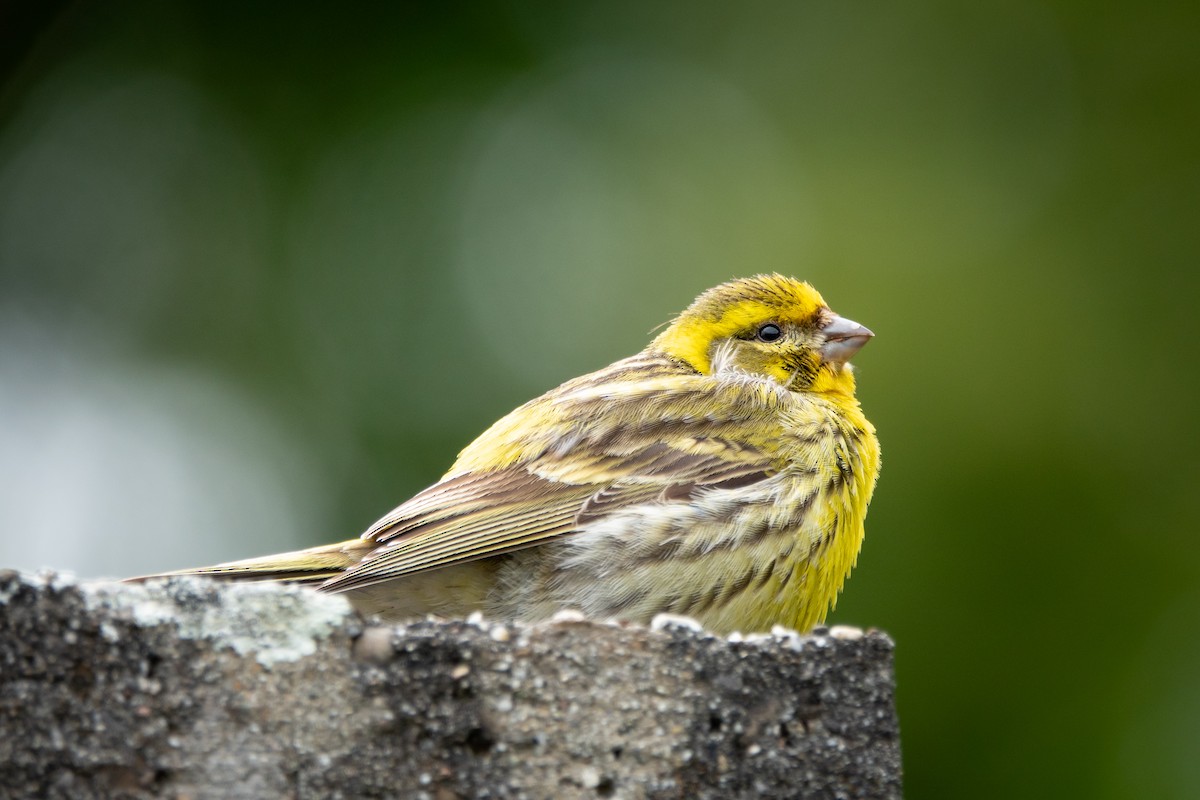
[[0, 571, 902, 799]]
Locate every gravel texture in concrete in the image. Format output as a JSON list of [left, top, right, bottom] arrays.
[[0, 571, 901, 799]]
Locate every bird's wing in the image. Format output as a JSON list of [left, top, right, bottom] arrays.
[[321, 377, 781, 594]]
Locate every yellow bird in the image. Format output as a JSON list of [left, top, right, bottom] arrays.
[[138, 275, 880, 634]]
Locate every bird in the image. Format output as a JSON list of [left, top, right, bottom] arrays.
[[134, 275, 880, 634]]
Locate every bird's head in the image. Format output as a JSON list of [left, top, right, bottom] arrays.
[[651, 274, 873, 396]]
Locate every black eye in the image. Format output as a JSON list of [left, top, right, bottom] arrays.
[[756, 323, 782, 342]]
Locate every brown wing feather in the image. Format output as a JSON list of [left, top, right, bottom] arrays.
[[322, 437, 776, 595], [322, 471, 592, 593]]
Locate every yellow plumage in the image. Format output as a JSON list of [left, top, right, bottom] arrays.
[[136, 275, 880, 634]]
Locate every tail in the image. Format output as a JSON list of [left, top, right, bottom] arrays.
[[126, 539, 373, 588]]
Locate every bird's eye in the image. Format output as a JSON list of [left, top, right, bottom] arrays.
[[756, 323, 782, 342]]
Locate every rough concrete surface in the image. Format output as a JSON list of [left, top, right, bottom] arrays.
[[0, 571, 902, 799]]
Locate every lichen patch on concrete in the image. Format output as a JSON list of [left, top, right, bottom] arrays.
[[86, 575, 356, 666]]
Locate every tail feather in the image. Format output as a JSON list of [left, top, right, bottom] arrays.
[[126, 539, 372, 588]]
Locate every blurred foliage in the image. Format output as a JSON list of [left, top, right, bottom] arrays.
[[2, 2, 1198, 798]]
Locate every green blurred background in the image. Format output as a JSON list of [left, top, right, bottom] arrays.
[[2, 2, 1197, 797]]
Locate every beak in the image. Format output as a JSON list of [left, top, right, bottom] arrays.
[[819, 314, 874, 365]]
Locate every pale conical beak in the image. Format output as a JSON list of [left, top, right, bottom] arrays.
[[819, 314, 874, 365]]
